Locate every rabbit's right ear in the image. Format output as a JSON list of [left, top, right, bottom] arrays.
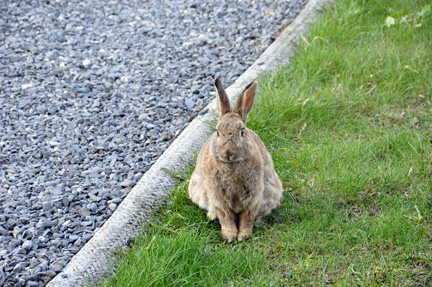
[[214, 78, 231, 117]]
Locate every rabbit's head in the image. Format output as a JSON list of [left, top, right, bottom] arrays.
[[209, 78, 258, 163]]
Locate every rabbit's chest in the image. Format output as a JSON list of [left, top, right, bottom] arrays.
[[220, 181, 253, 213], [210, 166, 263, 213]]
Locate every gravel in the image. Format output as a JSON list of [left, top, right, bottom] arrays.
[[0, 0, 307, 285]]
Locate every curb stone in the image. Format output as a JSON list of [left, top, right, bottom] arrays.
[[47, 0, 333, 285]]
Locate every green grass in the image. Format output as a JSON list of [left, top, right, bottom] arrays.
[[98, 0, 432, 286]]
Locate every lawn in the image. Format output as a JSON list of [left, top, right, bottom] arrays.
[[98, 0, 432, 286]]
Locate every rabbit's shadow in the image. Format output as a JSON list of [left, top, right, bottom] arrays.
[[253, 193, 292, 232]]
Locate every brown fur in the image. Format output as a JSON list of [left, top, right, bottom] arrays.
[[188, 78, 283, 242]]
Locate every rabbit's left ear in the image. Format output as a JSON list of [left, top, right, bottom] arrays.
[[233, 81, 258, 123]]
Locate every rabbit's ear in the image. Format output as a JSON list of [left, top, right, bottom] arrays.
[[233, 81, 258, 123], [214, 78, 231, 117]]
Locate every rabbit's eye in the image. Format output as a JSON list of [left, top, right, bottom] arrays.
[[216, 131, 220, 137], [240, 128, 245, 137]]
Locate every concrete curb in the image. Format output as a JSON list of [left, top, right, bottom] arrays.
[[47, 0, 332, 285]]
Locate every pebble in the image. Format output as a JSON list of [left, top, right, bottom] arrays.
[[22, 241, 33, 252], [120, 179, 137, 188], [78, 208, 91, 217], [10, 239, 22, 249], [283, 272, 293, 278], [108, 203, 117, 212], [87, 203, 98, 213], [0, 0, 308, 285], [82, 59, 92, 67]]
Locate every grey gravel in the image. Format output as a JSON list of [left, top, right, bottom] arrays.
[[0, 0, 307, 286], [21, 241, 33, 252]]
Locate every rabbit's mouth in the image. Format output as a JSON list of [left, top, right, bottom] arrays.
[[219, 156, 244, 163]]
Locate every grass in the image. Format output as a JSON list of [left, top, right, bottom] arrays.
[[98, 0, 432, 286]]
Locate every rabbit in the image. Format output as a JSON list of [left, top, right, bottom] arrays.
[[188, 78, 283, 242]]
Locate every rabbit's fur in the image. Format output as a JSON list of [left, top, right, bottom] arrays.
[[189, 78, 283, 242]]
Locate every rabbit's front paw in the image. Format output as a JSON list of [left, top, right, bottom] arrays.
[[222, 228, 238, 243], [207, 211, 217, 221], [237, 228, 252, 242]]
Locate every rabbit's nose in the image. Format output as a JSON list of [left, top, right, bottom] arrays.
[[223, 149, 234, 162], [222, 141, 237, 161]]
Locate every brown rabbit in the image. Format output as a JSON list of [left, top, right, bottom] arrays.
[[188, 78, 283, 242]]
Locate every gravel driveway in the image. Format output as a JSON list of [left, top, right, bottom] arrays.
[[0, 0, 307, 285]]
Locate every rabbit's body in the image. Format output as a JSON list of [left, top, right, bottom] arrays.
[[189, 79, 283, 242]]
